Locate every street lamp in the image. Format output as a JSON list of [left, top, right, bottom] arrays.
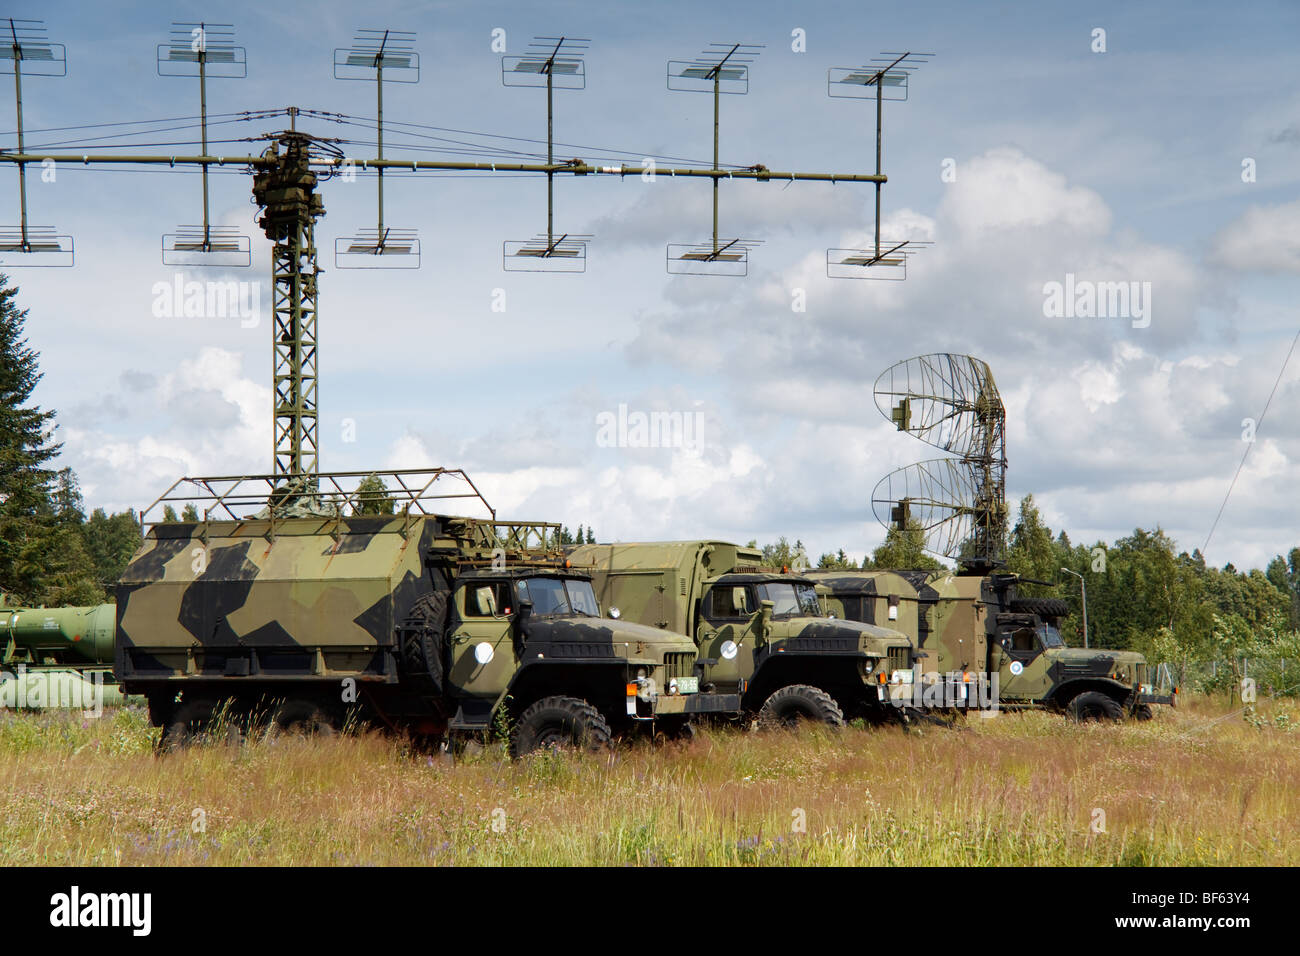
[[1060, 567, 1088, 648]]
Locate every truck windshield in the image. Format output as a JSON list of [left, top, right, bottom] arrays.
[[516, 577, 600, 617], [565, 580, 600, 616], [1039, 623, 1065, 648], [756, 582, 822, 617]]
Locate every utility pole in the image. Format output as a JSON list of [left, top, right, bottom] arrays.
[[1061, 567, 1088, 648]]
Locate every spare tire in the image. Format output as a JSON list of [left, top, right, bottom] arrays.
[[401, 591, 449, 693], [1010, 597, 1071, 619], [757, 684, 846, 729]]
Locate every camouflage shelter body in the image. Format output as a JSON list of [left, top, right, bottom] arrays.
[[808, 569, 1173, 715], [569, 541, 915, 721]]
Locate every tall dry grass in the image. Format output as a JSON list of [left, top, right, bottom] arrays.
[[1, 694, 1296, 866]]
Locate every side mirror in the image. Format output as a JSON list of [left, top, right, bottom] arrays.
[[516, 600, 533, 621], [733, 587, 749, 614]]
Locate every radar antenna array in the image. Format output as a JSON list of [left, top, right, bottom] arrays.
[[0, 16, 932, 483], [872, 353, 1008, 570]]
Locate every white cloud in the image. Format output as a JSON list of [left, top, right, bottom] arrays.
[[59, 347, 269, 512], [1212, 199, 1300, 274]]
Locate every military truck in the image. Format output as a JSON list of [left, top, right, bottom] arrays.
[[115, 470, 739, 755], [807, 569, 1175, 720], [567, 541, 915, 727]]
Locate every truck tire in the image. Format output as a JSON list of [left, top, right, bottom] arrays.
[[268, 699, 337, 738], [402, 591, 448, 693], [1010, 597, 1071, 618], [1133, 703, 1154, 721], [757, 684, 845, 729], [1067, 690, 1123, 722], [510, 696, 612, 758], [158, 698, 217, 753]]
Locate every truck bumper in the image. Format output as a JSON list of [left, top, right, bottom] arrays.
[[652, 692, 741, 716], [1138, 691, 1175, 707]]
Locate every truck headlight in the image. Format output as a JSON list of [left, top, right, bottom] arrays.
[[636, 677, 656, 702]]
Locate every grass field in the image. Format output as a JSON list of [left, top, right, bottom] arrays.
[[1, 695, 1296, 866]]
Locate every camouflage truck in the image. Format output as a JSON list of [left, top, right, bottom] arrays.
[[567, 541, 915, 727], [807, 569, 1175, 720], [115, 471, 739, 755]]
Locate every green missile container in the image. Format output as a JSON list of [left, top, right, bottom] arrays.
[[1, 601, 117, 666]]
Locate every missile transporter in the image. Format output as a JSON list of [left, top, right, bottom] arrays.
[[807, 569, 1175, 719], [568, 541, 915, 726], [115, 471, 739, 754], [2, 599, 130, 707]]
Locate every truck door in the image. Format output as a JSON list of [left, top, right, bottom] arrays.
[[696, 584, 756, 694], [993, 622, 1045, 702], [446, 580, 517, 698]]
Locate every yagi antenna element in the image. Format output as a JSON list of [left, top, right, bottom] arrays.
[[666, 42, 763, 276], [334, 28, 421, 268], [826, 50, 932, 279], [503, 36, 591, 273], [158, 21, 250, 266], [0, 18, 72, 265]]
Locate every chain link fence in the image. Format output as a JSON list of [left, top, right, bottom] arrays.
[[1154, 658, 1299, 698]]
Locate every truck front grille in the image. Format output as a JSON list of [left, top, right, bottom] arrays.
[[887, 646, 910, 672], [664, 652, 696, 680]]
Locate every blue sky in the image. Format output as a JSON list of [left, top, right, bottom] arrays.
[[6, 0, 1299, 570]]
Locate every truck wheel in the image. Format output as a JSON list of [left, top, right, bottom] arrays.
[[1133, 703, 1154, 721], [757, 684, 845, 729], [158, 698, 216, 753], [1067, 690, 1123, 722], [658, 719, 696, 743], [269, 699, 337, 738], [510, 696, 612, 758]]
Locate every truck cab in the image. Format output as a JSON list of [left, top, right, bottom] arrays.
[[569, 541, 915, 726], [807, 568, 1174, 719]]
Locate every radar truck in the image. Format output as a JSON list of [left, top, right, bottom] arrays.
[[807, 569, 1175, 720], [568, 541, 915, 726], [114, 470, 739, 755]]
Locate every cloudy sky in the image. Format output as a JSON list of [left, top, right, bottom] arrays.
[[6, 0, 1299, 570]]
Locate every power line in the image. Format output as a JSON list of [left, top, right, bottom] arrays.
[[1201, 321, 1300, 557]]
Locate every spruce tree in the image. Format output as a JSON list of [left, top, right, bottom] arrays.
[[0, 277, 62, 603]]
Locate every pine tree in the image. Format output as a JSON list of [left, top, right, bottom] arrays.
[[0, 277, 62, 603], [83, 507, 143, 595], [354, 474, 395, 515]]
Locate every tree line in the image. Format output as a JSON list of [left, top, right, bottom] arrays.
[[753, 495, 1300, 669]]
